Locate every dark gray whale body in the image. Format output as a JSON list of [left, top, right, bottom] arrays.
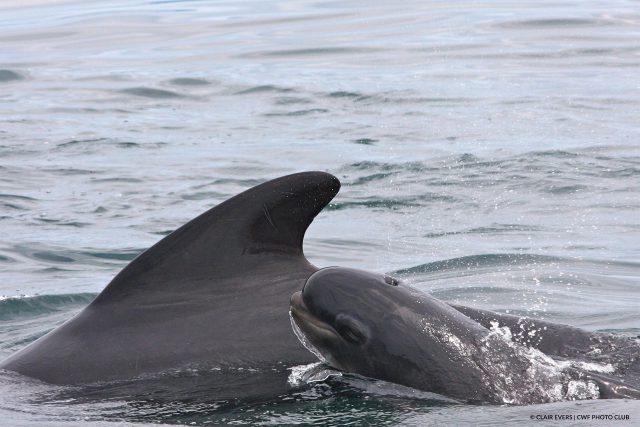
[[2, 171, 637, 405], [290, 267, 640, 404], [0, 171, 339, 385]]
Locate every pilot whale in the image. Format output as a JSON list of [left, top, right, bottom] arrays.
[[290, 267, 640, 404], [3, 171, 637, 406], [0, 171, 340, 385]]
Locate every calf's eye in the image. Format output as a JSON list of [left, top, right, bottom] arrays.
[[335, 314, 369, 345]]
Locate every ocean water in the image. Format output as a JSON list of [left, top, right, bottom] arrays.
[[1, 0, 639, 425]]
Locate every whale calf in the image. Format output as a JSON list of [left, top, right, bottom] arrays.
[[0, 171, 340, 386], [290, 267, 640, 404]]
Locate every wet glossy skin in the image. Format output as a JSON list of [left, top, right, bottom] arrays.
[[1, 172, 340, 386], [290, 267, 504, 402], [290, 267, 640, 403]]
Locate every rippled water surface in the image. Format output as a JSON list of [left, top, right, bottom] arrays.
[[1, 0, 639, 425]]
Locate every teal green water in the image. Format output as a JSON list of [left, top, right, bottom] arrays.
[[1, 0, 639, 425]]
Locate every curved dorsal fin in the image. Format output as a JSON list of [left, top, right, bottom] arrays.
[[91, 172, 340, 305]]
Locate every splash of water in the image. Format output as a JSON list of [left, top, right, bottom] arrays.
[[289, 311, 329, 365], [479, 321, 601, 403], [287, 362, 342, 387]]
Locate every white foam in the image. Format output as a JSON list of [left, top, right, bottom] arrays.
[[287, 362, 342, 387], [482, 320, 604, 403], [565, 380, 600, 400]]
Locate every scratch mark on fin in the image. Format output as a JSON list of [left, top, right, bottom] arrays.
[[263, 203, 278, 231]]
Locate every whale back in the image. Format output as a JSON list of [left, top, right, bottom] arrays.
[[92, 171, 340, 305], [0, 172, 340, 385]]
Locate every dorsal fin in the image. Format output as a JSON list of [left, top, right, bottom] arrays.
[[91, 172, 340, 305]]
